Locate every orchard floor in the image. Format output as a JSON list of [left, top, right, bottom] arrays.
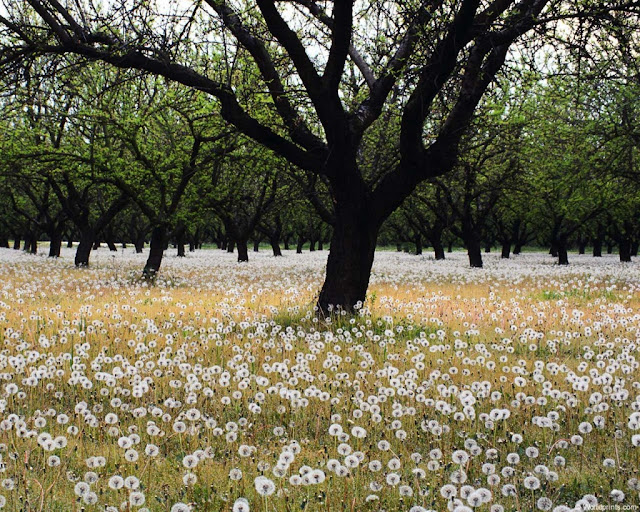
[[0, 247, 639, 512]]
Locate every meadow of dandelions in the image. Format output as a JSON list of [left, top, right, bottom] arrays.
[[0, 246, 639, 512]]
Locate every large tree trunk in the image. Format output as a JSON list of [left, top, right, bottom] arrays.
[[318, 196, 377, 314], [135, 236, 145, 254], [29, 236, 38, 254], [22, 237, 31, 253], [500, 241, 510, 259], [433, 242, 445, 260], [13, 238, 20, 250], [513, 242, 522, 255], [75, 230, 94, 266], [227, 240, 235, 253], [0, 237, 8, 248], [143, 225, 166, 276], [237, 238, 249, 262], [620, 239, 632, 262]]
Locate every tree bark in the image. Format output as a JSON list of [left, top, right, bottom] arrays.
[[270, 237, 282, 256], [135, 236, 145, 254], [466, 238, 483, 268], [620, 239, 632, 262], [237, 238, 249, 262], [13, 238, 20, 250], [557, 240, 569, 265], [48, 233, 62, 258], [500, 241, 510, 259], [513, 243, 522, 255], [143, 225, 166, 276], [227, 240, 235, 253], [75, 230, 94, 266], [414, 234, 422, 256], [318, 201, 377, 314], [433, 241, 445, 260], [296, 237, 305, 254], [309, 240, 316, 251], [592, 238, 602, 257]]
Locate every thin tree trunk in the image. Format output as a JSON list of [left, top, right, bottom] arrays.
[[253, 239, 260, 252], [143, 225, 166, 276], [415, 234, 422, 255], [592, 238, 602, 257], [466, 237, 483, 268], [318, 240, 323, 251], [237, 239, 249, 262], [49, 232, 62, 258], [557, 240, 569, 265], [447, 241, 453, 253], [607, 242, 614, 254], [631, 240, 639, 257], [500, 241, 510, 259], [270, 237, 282, 257], [309, 240, 316, 251], [283, 236, 290, 251], [296, 237, 305, 254], [620, 239, 632, 262], [75, 230, 94, 266], [578, 239, 586, 255]]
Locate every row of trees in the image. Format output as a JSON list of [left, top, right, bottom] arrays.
[[0, 1, 639, 312]]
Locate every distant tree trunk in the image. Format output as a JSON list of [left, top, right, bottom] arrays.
[[29, 236, 37, 254], [577, 240, 586, 255], [631, 240, 639, 257], [433, 241, 445, 260], [23, 237, 31, 253], [467, 240, 483, 268], [549, 242, 558, 258], [143, 225, 166, 276], [309, 239, 316, 252], [396, 243, 402, 252], [270, 237, 282, 256], [296, 237, 305, 254], [189, 240, 196, 252], [318, 239, 323, 251], [557, 239, 569, 265], [135, 236, 145, 254], [227, 240, 235, 253], [607, 242, 614, 254], [13, 238, 20, 250], [592, 238, 602, 257], [620, 239, 632, 262], [175, 225, 186, 257], [75, 229, 94, 266], [67, 238, 74, 248], [237, 239, 249, 262], [220, 238, 227, 251], [253, 239, 260, 252], [513, 242, 522, 254], [283, 235, 290, 251], [0, 237, 8, 248], [447, 241, 453, 253], [500, 241, 510, 259], [484, 242, 491, 253], [463, 227, 483, 268], [48, 232, 62, 258], [414, 234, 422, 255]]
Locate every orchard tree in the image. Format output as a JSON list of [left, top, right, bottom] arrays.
[[2, 1, 639, 311]]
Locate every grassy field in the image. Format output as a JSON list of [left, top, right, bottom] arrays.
[[0, 247, 638, 512]]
